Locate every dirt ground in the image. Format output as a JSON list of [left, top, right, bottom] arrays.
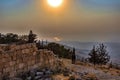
[[61, 59, 120, 80]]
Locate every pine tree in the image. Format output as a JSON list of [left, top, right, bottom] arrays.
[[28, 30, 36, 43], [109, 61, 113, 68], [36, 40, 41, 49], [72, 48, 76, 64], [96, 44, 110, 65], [88, 44, 110, 66], [88, 45, 98, 66]]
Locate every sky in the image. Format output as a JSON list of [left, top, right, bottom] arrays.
[[0, 0, 120, 42]]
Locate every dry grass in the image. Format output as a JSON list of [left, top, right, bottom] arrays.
[[82, 73, 97, 80], [61, 59, 120, 79], [84, 63, 120, 76], [52, 74, 69, 80]]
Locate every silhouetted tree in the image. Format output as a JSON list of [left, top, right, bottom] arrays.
[[19, 35, 28, 41], [0, 33, 19, 44], [96, 44, 110, 65], [88, 44, 110, 66], [28, 30, 37, 43], [109, 61, 113, 68], [41, 39, 44, 49], [0, 31, 37, 44], [88, 46, 98, 66], [81, 57, 85, 62], [47, 42, 72, 59], [0, 33, 5, 43], [17, 35, 28, 44], [36, 40, 41, 49], [72, 48, 76, 64]]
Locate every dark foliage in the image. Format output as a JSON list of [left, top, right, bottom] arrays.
[[88, 46, 98, 66], [36, 40, 48, 49], [0, 33, 19, 44], [47, 42, 72, 59], [72, 48, 76, 64], [109, 63, 120, 70], [28, 30, 37, 43], [0, 30, 37, 44], [109, 61, 113, 68], [88, 44, 110, 65]]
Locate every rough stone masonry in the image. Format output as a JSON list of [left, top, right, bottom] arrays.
[[0, 43, 63, 79]]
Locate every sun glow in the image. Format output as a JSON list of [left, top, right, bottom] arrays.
[[54, 37, 61, 41], [47, 0, 63, 7]]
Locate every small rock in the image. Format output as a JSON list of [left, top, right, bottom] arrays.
[[36, 72, 44, 76], [34, 76, 42, 80], [26, 76, 32, 80]]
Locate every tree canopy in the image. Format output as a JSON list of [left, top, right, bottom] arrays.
[[88, 43, 110, 65], [28, 30, 37, 43], [0, 33, 19, 44], [0, 30, 37, 44], [47, 42, 72, 59]]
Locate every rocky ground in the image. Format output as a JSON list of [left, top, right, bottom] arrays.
[[8, 59, 120, 80], [4, 68, 53, 80], [61, 59, 120, 80]]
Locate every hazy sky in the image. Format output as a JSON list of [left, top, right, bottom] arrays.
[[0, 0, 120, 42]]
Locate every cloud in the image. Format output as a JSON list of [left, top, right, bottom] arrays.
[[53, 37, 61, 41]]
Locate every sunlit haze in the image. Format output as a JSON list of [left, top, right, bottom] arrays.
[[47, 0, 63, 7], [0, 0, 120, 42]]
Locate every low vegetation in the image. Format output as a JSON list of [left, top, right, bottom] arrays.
[[47, 42, 73, 59], [0, 30, 36, 44], [88, 44, 110, 66], [0, 30, 74, 59]]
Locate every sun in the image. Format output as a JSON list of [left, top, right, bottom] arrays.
[[47, 0, 63, 7]]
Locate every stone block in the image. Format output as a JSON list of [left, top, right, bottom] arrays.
[[21, 49, 25, 54], [33, 52, 37, 56], [33, 65, 38, 69], [5, 67, 11, 73], [27, 61, 32, 65], [4, 62, 10, 68], [20, 44, 26, 49], [9, 61, 16, 66], [19, 63, 24, 69], [15, 46, 20, 50], [0, 44, 60, 79], [3, 68, 10, 73], [12, 55, 17, 61], [2, 58, 6, 63], [24, 49, 30, 53], [31, 60, 35, 65], [9, 72, 15, 77]]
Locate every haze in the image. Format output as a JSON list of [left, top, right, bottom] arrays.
[[0, 0, 120, 42]]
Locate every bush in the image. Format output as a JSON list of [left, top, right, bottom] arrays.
[[47, 42, 72, 59]]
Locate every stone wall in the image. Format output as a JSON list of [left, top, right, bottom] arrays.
[[0, 43, 62, 78]]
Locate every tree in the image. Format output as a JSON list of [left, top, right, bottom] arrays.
[[5, 33, 18, 43], [47, 42, 72, 59], [28, 30, 37, 43], [88, 44, 110, 66], [109, 61, 113, 68], [0, 33, 5, 44], [18, 35, 28, 44], [0, 33, 19, 44], [96, 44, 110, 65], [72, 48, 76, 64], [36, 40, 41, 49], [88, 46, 98, 66]]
